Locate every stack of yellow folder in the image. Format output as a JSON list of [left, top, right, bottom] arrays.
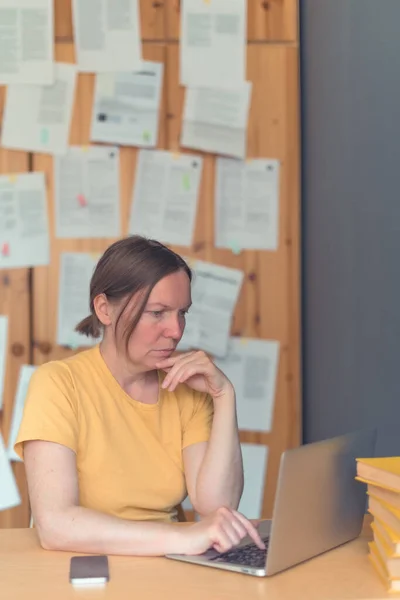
[[356, 457, 400, 593]]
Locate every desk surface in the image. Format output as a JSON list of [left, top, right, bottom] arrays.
[[0, 518, 391, 600]]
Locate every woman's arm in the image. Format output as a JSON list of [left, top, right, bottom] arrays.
[[25, 439, 260, 555], [183, 386, 244, 515], [157, 351, 244, 516], [24, 440, 185, 555]]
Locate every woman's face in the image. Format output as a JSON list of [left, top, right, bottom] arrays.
[[122, 270, 192, 370]]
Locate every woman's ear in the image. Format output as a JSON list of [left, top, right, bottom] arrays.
[[93, 294, 112, 326]]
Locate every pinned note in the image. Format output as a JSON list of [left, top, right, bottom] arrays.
[[215, 337, 280, 432], [0, 316, 8, 410], [178, 260, 244, 357], [8, 174, 17, 184], [129, 149, 203, 247], [57, 253, 101, 348], [0, 172, 50, 269], [181, 0, 247, 89], [40, 128, 50, 144], [0, 433, 21, 511], [2, 63, 77, 156], [229, 240, 242, 255], [54, 146, 121, 239], [215, 157, 280, 251], [90, 62, 164, 149]]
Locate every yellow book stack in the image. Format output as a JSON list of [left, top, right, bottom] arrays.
[[356, 457, 400, 593]]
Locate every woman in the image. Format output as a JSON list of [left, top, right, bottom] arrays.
[[15, 236, 264, 556]]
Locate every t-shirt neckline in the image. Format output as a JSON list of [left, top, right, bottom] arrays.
[[93, 345, 162, 411]]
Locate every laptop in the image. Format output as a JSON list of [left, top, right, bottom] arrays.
[[166, 429, 376, 577]]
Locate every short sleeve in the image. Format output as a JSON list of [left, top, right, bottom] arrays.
[[14, 361, 79, 460], [182, 391, 214, 449]]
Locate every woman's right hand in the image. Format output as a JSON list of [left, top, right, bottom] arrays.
[[180, 506, 265, 556]]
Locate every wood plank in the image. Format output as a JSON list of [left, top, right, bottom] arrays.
[[165, 0, 298, 42], [32, 42, 168, 366], [55, 0, 165, 42], [0, 89, 31, 529]]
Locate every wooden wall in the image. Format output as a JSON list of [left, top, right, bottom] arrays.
[[0, 0, 300, 528]]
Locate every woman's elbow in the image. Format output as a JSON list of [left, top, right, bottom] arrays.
[[35, 514, 67, 551]]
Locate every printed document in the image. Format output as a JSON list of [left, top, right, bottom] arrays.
[[178, 259, 244, 357], [129, 150, 202, 247], [181, 0, 246, 89], [181, 83, 251, 159], [1, 62, 77, 155], [0, 172, 50, 269], [57, 253, 101, 348], [0, 433, 21, 511], [215, 158, 280, 250], [8, 365, 36, 461], [0, 0, 54, 84], [215, 337, 280, 432], [0, 316, 7, 410], [91, 61, 163, 148], [55, 146, 121, 239], [72, 0, 142, 72], [239, 443, 268, 519]]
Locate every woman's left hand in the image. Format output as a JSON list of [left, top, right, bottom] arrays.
[[155, 351, 233, 399]]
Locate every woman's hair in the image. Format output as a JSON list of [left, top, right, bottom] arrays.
[[75, 236, 192, 348]]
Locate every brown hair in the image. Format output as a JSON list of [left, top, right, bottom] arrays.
[[75, 236, 192, 348]]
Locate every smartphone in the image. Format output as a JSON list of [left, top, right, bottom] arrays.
[[69, 555, 110, 586]]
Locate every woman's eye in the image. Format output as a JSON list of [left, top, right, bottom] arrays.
[[179, 309, 188, 317], [152, 311, 163, 318]]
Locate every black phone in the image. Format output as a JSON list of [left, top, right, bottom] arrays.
[[69, 555, 110, 586]]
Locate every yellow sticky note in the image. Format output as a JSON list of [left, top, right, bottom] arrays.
[[171, 152, 180, 160], [82, 146, 90, 153], [240, 337, 249, 346], [8, 174, 17, 183], [89, 252, 100, 262]]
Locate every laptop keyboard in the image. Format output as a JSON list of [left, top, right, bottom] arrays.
[[210, 537, 269, 569]]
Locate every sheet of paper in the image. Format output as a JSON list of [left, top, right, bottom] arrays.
[[54, 146, 121, 239], [215, 338, 279, 432], [239, 443, 268, 519], [91, 61, 163, 148], [0, 316, 8, 411], [1, 62, 77, 155], [8, 365, 36, 462], [129, 150, 203, 247], [178, 259, 244, 357], [0, 432, 21, 511], [0, 0, 54, 85], [215, 158, 280, 251], [57, 253, 101, 348], [72, 0, 141, 72], [181, 83, 251, 160], [181, 0, 246, 89], [0, 172, 50, 269]]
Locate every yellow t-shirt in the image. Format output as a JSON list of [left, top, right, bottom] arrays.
[[15, 346, 214, 523]]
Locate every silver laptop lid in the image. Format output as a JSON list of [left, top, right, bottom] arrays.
[[265, 428, 376, 576]]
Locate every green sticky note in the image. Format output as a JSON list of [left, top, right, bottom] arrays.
[[40, 128, 49, 144], [67, 338, 79, 351], [229, 240, 242, 255], [142, 130, 151, 143], [183, 174, 191, 191]]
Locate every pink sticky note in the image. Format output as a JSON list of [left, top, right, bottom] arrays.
[[1, 242, 10, 257], [77, 194, 87, 207]]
